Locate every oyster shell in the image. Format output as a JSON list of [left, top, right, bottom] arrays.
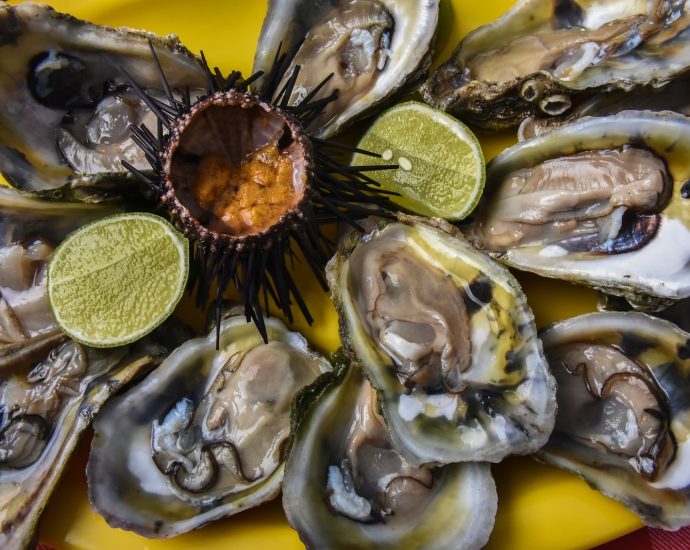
[[537, 312, 690, 530], [468, 110, 690, 310], [283, 357, 497, 550], [519, 73, 690, 140], [422, 0, 690, 129], [327, 216, 556, 466], [87, 314, 331, 537], [0, 2, 206, 200], [253, 0, 439, 137], [0, 322, 189, 549]]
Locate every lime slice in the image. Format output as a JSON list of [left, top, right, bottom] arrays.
[[48, 213, 189, 347], [352, 101, 485, 220]]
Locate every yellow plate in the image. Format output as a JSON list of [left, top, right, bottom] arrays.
[[9, 0, 643, 548]]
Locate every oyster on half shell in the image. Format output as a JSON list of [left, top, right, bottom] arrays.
[[0, 322, 190, 550], [538, 312, 690, 530], [468, 110, 690, 311], [253, 0, 439, 137], [0, 2, 206, 200], [422, 0, 690, 129], [327, 216, 556, 466], [87, 314, 331, 538], [0, 187, 116, 348], [283, 357, 497, 550]]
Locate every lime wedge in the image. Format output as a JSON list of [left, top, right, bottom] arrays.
[[352, 101, 485, 220], [48, 213, 189, 347]]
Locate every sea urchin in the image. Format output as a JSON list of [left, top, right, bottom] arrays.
[[122, 45, 398, 342]]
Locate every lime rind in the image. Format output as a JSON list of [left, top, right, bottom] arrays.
[[48, 213, 189, 348], [353, 101, 486, 220]]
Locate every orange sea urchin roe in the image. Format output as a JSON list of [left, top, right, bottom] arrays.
[[192, 142, 299, 236]]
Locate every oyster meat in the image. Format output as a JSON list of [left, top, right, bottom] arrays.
[[422, 0, 690, 129], [0, 187, 116, 348], [469, 111, 690, 310], [0, 2, 206, 199], [283, 358, 497, 550], [328, 216, 556, 466], [538, 312, 690, 530], [87, 314, 331, 537], [0, 321, 189, 550], [253, 0, 439, 137]]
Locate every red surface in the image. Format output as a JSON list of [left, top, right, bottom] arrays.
[[595, 527, 690, 550]]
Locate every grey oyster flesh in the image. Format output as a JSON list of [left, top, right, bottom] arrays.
[[0, 238, 54, 344], [538, 312, 690, 530], [327, 218, 556, 466], [467, 111, 690, 309], [282, 361, 497, 550], [421, 0, 690, 129], [87, 316, 331, 538], [0, 2, 206, 195], [475, 146, 671, 255], [253, 0, 439, 137], [0, 326, 183, 550], [0, 187, 116, 346]]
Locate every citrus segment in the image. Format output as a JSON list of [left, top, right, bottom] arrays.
[[48, 213, 189, 347], [353, 101, 485, 220]]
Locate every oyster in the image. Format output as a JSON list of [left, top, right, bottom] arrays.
[[253, 0, 439, 137], [327, 216, 556, 466], [87, 314, 331, 537], [0, 187, 116, 347], [422, 0, 690, 129], [538, 312, 690, 530], [0, 2, 206, 200], [0, 321, 190, 549], [283, 357, 497, 550], [468, 111, 690, 310]]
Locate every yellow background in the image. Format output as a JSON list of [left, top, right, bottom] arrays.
[[13, 0, 644, 548]]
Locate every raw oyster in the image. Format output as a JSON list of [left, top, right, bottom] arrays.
[[327, 216, 556, 466], [0, 321, 190, 550], [283, 357, 497, 550], [468, 111, 690, 310], [538, 312, 690, 530], [253, 0, 439, 137], [0, 187, 116, 347], [87, 314, 331, 537], [422, 0, 690, 129], [0, 2, 206, 200]]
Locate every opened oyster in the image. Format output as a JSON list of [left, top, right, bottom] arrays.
[[422, 0, 690, 129], [0, 2, 206, 200], [0, 187, 116, 347], [283, 358, 497, 550], [87, 314, 331, 537], [253, 0, 439, 137], [468, 110, 690, 310], [0, 321, 189, 549], [327, 216, 556, 466], [538, 312, 690, 530]]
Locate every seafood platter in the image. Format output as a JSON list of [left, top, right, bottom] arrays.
[[2, 0, 690, 549]]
